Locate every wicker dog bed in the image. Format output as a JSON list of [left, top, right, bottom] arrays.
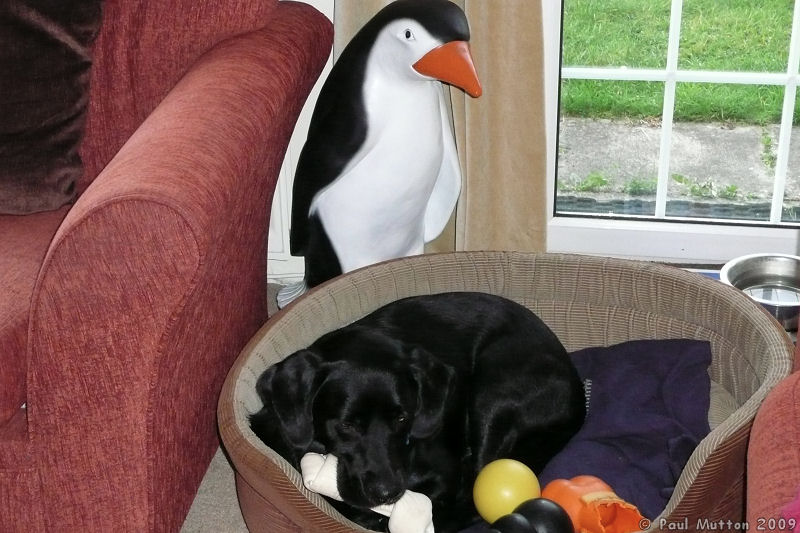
[[218, 251, 794, 532]]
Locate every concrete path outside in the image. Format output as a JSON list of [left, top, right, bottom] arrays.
[[556, 117, 800, 220]]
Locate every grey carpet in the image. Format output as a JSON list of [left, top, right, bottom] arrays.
[[181, 447, 248, 532]]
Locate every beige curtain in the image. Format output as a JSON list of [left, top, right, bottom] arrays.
[[333, 0, 548, 253]]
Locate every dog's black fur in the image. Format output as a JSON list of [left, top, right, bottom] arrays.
[[250, 292, 585, 532]]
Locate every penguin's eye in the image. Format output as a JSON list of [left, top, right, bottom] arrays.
[[403, 29, 415, 41]]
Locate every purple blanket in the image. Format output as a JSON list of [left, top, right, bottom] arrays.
[[539, 339, 711, 519], [460, 338, 712, 531]]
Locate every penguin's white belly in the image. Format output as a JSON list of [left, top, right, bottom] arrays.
[[313, 92, 444, 273]]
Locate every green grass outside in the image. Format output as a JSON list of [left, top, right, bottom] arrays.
[[561, 0, 796, 124]]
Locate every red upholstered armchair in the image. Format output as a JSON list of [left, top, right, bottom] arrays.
[[0, 1, 331, 531], [747, 347, 800, 528]]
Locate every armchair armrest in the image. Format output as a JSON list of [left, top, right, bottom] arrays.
[[26, 3, 332, 530], [747, 371, 800, 526]]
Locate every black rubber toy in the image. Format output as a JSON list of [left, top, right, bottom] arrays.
[[490, 512, 535, 533], [489, 498, 574, 533], [514, 498, 574, 533]]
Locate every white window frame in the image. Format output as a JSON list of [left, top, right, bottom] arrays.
[[545, 0, 800, 263]]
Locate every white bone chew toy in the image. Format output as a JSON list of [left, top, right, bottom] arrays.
[[300, 453, 435, 533]]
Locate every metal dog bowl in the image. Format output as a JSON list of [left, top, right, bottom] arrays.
[[720, 253, 800, 331]]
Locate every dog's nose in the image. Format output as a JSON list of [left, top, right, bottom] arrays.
[[371, 480, 403, 503]]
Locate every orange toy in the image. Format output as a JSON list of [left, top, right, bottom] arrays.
[[541, 476, 645, 533]]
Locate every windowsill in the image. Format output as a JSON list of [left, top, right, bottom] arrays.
[[547, 215, 800, 263]]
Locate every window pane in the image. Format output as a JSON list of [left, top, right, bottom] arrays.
[[560, 79, 664, 119], [557, 81, 664, 217], [665, 83, 783, 222], [562, 0, 670, 69], [679, 0, 792, 72], [672, 83, 783, 124]]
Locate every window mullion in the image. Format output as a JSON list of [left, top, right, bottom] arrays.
[[770, 0, 800, 223], [562, 67, 792, 86], [655, 0, 684, 218]]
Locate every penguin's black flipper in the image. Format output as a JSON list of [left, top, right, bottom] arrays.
[[277, 213, 343, 308], [302, 214, 342, 287], [288, 35, 371, 256]]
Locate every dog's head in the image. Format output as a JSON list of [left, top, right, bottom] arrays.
[[254, 326, 455, 508]]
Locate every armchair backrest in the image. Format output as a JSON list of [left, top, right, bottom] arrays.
[[78, 0, 281, 194]]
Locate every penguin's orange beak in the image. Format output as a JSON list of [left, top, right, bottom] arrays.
[[413, 41, 482, 98]]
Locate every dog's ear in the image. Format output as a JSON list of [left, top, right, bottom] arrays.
[[255, 349, 325, 455], [408, 347, 456, 439]]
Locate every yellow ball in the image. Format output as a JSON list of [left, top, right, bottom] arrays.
[[473, 459, 541, 524]]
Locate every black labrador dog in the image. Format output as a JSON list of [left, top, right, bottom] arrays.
[[250, 292, 585, 532]]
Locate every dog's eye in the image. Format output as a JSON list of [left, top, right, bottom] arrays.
[[338, 422, 358, 434]]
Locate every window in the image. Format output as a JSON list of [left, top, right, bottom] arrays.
[[546, 0, 800, 263]]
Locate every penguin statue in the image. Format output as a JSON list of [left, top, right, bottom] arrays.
[[277, 0, 482, 308]]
